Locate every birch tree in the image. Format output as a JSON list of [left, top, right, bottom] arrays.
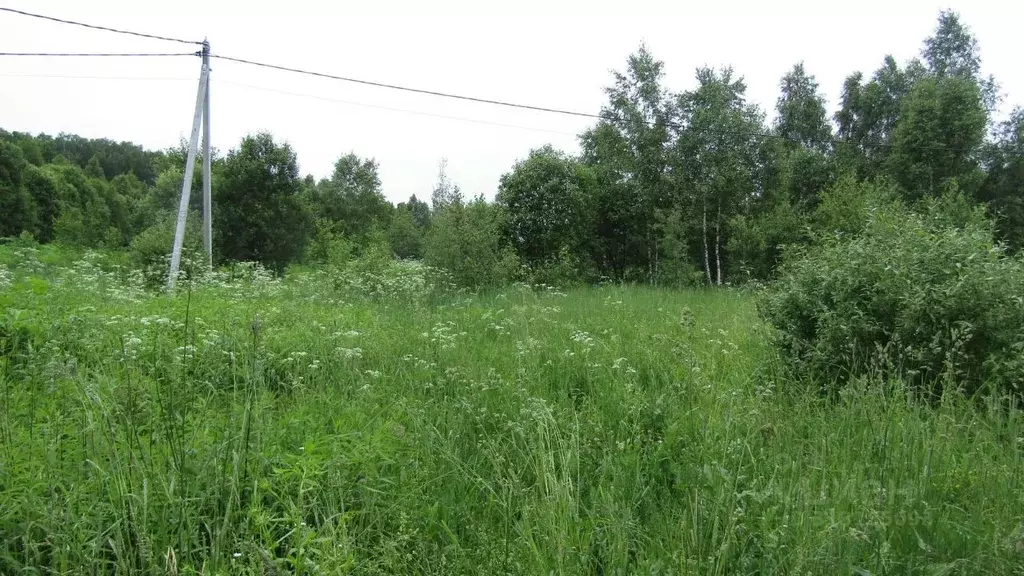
[[671, 67, 764, 284]]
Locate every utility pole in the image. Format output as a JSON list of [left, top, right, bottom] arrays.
[[202, 40, 212, 269], [167, 42, 211, 291]]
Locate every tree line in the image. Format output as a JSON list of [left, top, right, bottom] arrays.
[[1, 10, 1021, 288]]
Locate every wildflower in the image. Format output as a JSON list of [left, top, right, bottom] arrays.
[[336, 347, 363, 360]]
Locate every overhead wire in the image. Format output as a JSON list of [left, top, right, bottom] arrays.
[[209, 53, 602, 121], [0, 8, 991, 154], [0, 52, 199, 57], [0, 6, 204, 45], [216, 80, 580, 136], [209, 53, 977, 153], [0, 71, 579, 136], [0, 72, 193, 81]]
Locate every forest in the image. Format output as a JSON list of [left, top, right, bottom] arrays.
[[1, 11, 1020, 288]]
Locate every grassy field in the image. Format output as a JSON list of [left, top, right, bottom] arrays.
[[1, 244, 1023, 575]]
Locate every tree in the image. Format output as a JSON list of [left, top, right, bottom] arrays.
[[775, 62, 832, 151], [214, 133, 311, 271], [580, 45, 671, 281], [425, 197, 519, 288], [431, 158, 462, 211], [497, 145, 589, 267], [45, 163, 113, 247], [771, 63, 836, 209], [397, 194, 431, 229], [0, 142, 33, 238], [835, 57, 924, 177], [726, 193, 807, 281], [924, 11, 980, 78], [886, 76, 986, 200], [387, 209, 424, 259], [21, 165, 59, 242], [309, 153, 392, 243], [651, 207, 698, 286], [671, 66, 765, 285], [979, 107, 1024, 250]]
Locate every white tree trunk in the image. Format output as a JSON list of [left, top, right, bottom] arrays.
[[715, 203, 722, 286], [702, 198, 712, 285], [651, 236, 658, 285]]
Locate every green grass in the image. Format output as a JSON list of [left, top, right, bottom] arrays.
[[1, 244, 1023, 574]]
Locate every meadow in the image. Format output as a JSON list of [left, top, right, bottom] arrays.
[[1, 244, 1023, 575]]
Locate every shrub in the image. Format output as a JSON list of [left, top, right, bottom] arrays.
[[130, 215, 203, 289], [524, 246, 594, 288], [425, 199, 522, 289], [760, 189, 1024, 397]]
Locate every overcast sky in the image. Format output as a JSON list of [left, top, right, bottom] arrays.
[[2, 0, 1022, 204]]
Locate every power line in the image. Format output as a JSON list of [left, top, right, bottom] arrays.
[[0, 51, 198, 57], [0, 71, 579, 136], [208, 53, 975, 154], [0, 73, 193, 81], [0, 4, 983, 156], [0, 61, 981, 154], [0, 6, 203, 45], [217, 80, 580, 136], [0, 6, 984, 154], [210, 53, 602, 121]]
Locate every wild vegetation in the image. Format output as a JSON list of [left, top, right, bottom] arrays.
[[1, 9, 1024, 574], [1, 244, 1023, 574]]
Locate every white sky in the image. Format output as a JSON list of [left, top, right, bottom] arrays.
[[1, 0, 1021, 204]]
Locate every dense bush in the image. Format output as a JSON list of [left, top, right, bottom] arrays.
[[425, 198, 522, 289], [130, 215, 204, 288], [760, 187, 1024, 397]]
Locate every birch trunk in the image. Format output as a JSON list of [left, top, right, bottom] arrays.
[[715, 203, 722, 286], [702, 197, 712, 285]]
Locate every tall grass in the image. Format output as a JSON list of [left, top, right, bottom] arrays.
[[0, 245, 1022, 574]]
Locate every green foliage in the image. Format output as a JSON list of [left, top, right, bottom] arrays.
[[214, 132, 312, 272], [0, 9, 1018, 294], [430, 158, 462, 211], [396, 194, 431, 229], [307, 153, 392, 244], [835, 57, 924, 178], [20, 165, 59, 243], [425, 198, 521, 288], [579, 45, 670, 281], [129, 214, 204, 288], [672, 66, 765, 285], [727, 195, 807, 281], [886, 76, 987, 199], [306, 217, 354, 265], [497, 145, 590, 268], [979, 107, 1024, 250], [761, 193, 1024, 396], [387, 208, 424, 259], [652, 207, 701, 287], [811, 174, 902, 241], [775, 62, 833, 151], [0, 141, 33, 238], [2, 246, 1024, 573]]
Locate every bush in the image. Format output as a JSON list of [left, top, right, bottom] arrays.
[[330, 248, 456, 303], [307, 217, 355, 265], [524, 246, 594, 288], [130, 215, 203, 289], [760, 189, 1024, 397], [425, 199, 522, 289]]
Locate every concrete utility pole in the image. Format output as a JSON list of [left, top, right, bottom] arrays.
[[168, 41, 211, 291], [202, 40, 212, 269]]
